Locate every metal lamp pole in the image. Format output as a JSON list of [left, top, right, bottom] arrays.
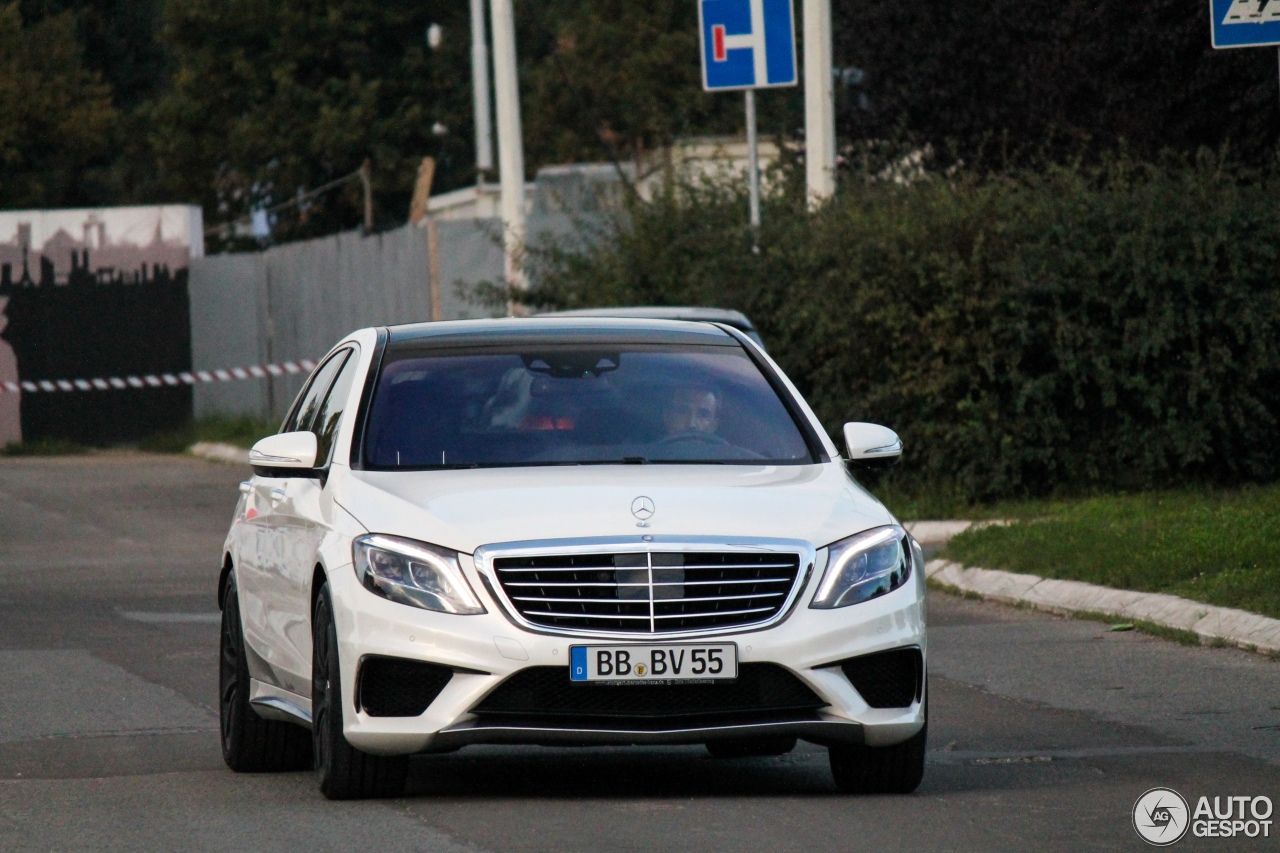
[[802, 0, 835, 207], [489, 0, 527, 298], [470, 0, 494, 183]]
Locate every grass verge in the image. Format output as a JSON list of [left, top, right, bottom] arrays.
[[1, 437, 91, 456], [871, 479, 1082, 522], [942, 483, 1280, 621], [137, 416, 278, 454]]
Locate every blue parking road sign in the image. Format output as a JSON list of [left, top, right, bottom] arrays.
[[1211, 0, 1280, 48], [699, 0, 797, 91]]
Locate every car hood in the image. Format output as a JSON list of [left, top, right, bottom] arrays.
[[335, 463, 894, 555]]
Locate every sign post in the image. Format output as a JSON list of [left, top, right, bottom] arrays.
[[698, 0, 798, 240], [745, 89, 761, 230], [1209, 0, 1280, 107]]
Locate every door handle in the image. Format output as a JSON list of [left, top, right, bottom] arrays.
[[239, 481, 252, 495], [270, 488, 287, 505]]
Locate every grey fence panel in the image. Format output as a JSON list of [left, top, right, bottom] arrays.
[[190, 166, 625, 422], [191, 223, 507, 422], [375, 224, 434, 326], [189, 252, 269, 421], [436, 219, 505, 320]]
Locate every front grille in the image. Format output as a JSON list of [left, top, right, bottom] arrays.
[[492, 550, 802, 634], [472, 663, 825, 728], [357, 656, 453, 717], [835, 647, 923, 708]]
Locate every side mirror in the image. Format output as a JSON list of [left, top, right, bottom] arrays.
[[249, 431, 318, 476], [842, 422, 902, 469]]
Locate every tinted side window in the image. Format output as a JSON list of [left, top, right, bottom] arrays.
[[283, 350, 350, 435], [313, 349, 360, 465]]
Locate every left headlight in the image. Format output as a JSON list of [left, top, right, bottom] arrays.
[[353, 534, 486, 614], [810, 525, 914, 609]]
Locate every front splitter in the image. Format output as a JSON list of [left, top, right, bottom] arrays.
[[420, 713, 864, 752]]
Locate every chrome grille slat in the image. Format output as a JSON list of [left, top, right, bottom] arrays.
[[495, 562, 796, 573], [654, 606, 776, 620], [512, 592, 785, 605], [502, 578, 793, 588], [496, 567, 623, 574], [679, 563, 796, 570], [527, 611, 654, 621], [504, 578, 645, 584], [492, 550, 802, 634]]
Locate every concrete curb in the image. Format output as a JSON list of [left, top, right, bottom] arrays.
[[189, 442, 248, 465], [926, 558, 1280, 656]]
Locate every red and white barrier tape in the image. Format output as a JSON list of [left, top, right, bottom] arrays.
[[0, 359, 317, 395]]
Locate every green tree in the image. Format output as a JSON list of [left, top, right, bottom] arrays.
[[516, 0, 778, 169], [17, 0, 169, 203], [0, 2, 118, 208], [147, 0, 480, 245], [833, 0, 1280, 166], [148, 0, 796, 246], [19, 0, 166, 110]]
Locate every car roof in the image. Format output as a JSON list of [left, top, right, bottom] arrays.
[[538, 306, 757, 333], [383, 316, 742, 348]]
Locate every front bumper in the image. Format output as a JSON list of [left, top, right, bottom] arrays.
[[325, 545, 927, 755]]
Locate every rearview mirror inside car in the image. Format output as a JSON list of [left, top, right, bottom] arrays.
[[249, 431, 318, 476], [842, 422, 902, 469]]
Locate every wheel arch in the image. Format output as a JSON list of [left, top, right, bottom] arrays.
[[310, 562, 329, 623], [218, 553, 234, 610]]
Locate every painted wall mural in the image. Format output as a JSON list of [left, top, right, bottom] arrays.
[[0, 296, 19, 446], [0, 206, 204, 446]]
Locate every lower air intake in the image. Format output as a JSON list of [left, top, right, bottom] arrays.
[[357, 656, 453, 717], [471, 663, 825, 728], [835, 647, 923, 709]]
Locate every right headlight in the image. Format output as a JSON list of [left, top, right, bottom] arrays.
[[353, 534, 485, 614], [810, 525, 913, 609]]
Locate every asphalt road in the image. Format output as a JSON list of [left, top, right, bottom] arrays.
[[0, 453, 1277, 852]]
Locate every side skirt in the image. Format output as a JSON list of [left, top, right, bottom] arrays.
[[249, 678, 313, 730]]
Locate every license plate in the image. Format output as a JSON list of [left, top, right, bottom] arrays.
[[569, 643, 738, 683]]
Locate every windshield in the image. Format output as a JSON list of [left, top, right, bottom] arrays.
[[362, 343, 814, 468]]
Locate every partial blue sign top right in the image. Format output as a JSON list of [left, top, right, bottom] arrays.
[[699, 0, 797, 91], [1211, 0, 1280, 48]]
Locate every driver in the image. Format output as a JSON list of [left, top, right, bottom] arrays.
[[662, 386, 720, 437]]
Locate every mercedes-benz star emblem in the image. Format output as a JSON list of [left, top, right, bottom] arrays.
[[631, 496, 655, 526]]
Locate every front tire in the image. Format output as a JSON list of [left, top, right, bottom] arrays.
[[219, 573, 312, 772], [829, 696, 931, 794], [828, 704, 927, 794], [312, 582, 408, 799]]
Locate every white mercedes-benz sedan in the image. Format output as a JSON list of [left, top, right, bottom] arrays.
[[218, 317, 926, 799]]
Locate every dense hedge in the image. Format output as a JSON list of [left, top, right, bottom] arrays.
[[520, 154, 1280, 501]]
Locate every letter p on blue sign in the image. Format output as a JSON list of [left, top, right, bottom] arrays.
[[699, 0, 797, 91]]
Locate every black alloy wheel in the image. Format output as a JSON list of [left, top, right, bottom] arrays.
[[312, 582, 409, 799], [219, 572, 312, 772]]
